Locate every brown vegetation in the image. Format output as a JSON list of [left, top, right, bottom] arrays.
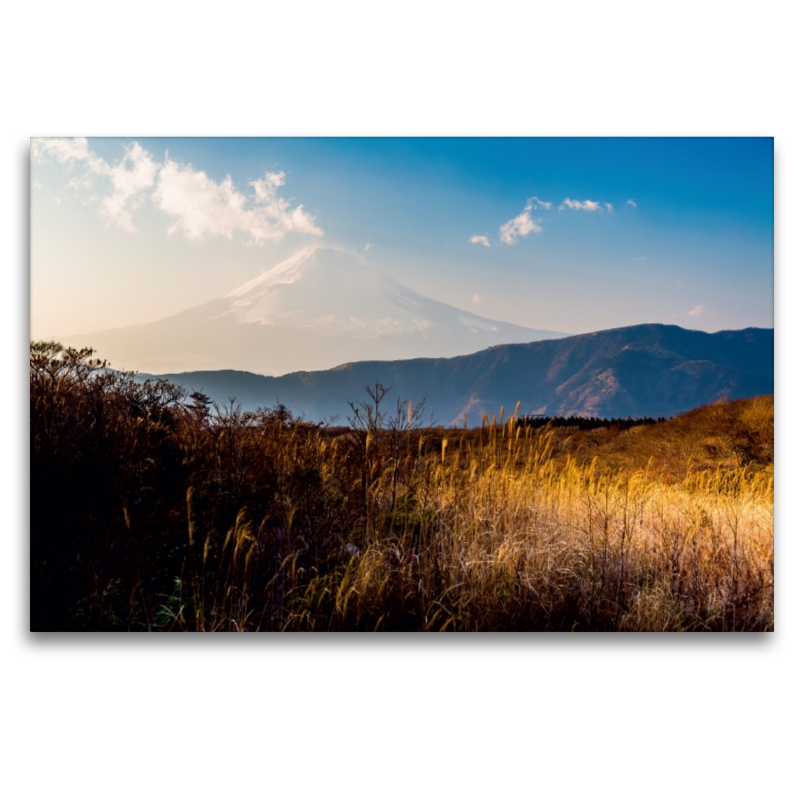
[[30, 343, 774, 631]]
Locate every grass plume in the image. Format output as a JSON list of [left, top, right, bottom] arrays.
[[30, 342, 773, 631]]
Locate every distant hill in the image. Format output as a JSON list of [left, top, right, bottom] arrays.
[[63, 246, 563, 375], [143, 323, 774, 424]]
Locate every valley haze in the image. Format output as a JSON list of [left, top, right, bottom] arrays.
[[142, 323, 774, 425]]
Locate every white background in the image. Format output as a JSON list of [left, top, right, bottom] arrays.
[[4, 2, 796, 798]]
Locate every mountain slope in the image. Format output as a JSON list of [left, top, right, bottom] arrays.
[[63, 247, 564, 375], [148, 324, 774, 424]]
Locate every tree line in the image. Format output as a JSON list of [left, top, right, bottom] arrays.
[[518, 414, 667, 431]]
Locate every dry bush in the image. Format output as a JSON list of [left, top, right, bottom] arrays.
[[30, 344, 773, 631]]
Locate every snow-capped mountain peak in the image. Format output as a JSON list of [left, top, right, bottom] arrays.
[[223, 246, 318, 299], [63, 246, 566, 375], [218, 247, 482, 338]]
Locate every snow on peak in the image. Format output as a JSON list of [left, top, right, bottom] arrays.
[[213, 246, 549, 345], [224, 246, 318, 299]]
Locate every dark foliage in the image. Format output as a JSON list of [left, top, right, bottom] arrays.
[[519, 414, 666, 431], [30, 342, 773, 632]]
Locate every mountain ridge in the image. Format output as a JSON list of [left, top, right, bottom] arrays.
[[142, 323, 774, 424]]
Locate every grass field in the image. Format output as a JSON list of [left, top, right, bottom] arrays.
[[30, 343, 774, 631]]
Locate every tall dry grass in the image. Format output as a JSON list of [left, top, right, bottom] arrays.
[[30, 343, 773, 631], [285, 416, 773, 631]]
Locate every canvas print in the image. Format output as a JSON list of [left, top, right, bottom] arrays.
[[30, 137, 774, 631]]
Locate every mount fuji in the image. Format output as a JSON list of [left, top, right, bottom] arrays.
[[63, 247, 565, 375]]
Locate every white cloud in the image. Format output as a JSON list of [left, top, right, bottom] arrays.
[[499, 201, 543, 245], [605, 203, 613, 212], [364, 242, 372, 252], [32, 137, 99, 168], [472, 293, 481, 304], [469, 234, 490, 247], [153, 161, 322, 244], [33, 137, 323, 243], [99, 142, 159, 232], [688, 304, 704, 316], [33, 138, 157, 231], [627, 199, 637, 207], [528, 196, 551, 210], [559, 198, 602, 211], [33, 138, 106, 196]]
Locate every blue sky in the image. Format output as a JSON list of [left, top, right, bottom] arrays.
[[31, 137, 773, 339]]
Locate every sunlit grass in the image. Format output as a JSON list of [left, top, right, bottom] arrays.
[[30, 343, 773, 631]]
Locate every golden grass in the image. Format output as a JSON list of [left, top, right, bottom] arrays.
[[283, 418, 773, 631], [30, 343, 773, 631]]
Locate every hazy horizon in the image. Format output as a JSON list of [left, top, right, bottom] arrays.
[[31, 137, 774, 360]]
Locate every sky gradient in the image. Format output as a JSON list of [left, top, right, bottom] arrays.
[[31, 137, 774, 341]]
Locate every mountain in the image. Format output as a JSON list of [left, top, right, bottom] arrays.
[[63, 246, 564, 375], [147, 324, 774, 424]]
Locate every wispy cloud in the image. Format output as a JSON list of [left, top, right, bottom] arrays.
[[627, 199, 637, 208], [154, 161, 322, 244], [472, 293, 481, 304], [364, 242, 372, 252], [32, 137, 154, 231], [605, 203, 613, 212], [32, 137, 322, 243], [499, 200, 543, 245], [100, 143, 159, 232], [688, 304, 704, 317], [559, 198, 602, 211], [32, 137, 102, 169], [528, 196, 552, 210], [469, 234, 491, 247]]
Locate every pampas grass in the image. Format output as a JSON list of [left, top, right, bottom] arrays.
[[30, 342, 773, 631]]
